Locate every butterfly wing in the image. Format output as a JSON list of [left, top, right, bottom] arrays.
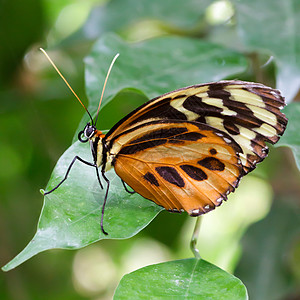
[[101, 80, 287, 214], [105, 80, 287, 173], [111, 121, 244, 215]]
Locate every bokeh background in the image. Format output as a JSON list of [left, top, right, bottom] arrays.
[[1, 0, 300, 299]]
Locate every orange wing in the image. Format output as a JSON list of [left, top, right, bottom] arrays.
[[101, 80, 287, 215], [111, 121, 244, 215]]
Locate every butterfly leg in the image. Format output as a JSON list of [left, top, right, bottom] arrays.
[[44, 156, 103, 195], [100, 170, 110, 235], [121, 179, 136, 194]]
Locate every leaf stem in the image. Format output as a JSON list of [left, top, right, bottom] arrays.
[[190, 217, 202, 259]]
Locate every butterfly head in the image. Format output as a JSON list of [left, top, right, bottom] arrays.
[[78, 122, 97, 143]]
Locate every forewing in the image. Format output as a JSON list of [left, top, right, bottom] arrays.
[[112, 121, 244, 215], [105, 80, 287, 173]]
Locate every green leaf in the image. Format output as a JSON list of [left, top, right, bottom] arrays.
[[114, 258, 248, 299], [76, 33, 248, 137], [76, 33, 248, 139], [2, 141, 163, 271], [85, 33, 248, 113], [235, 198, 300, 300], [276, 102, 300, 170], [233, 0, 300, 102], [82, 0, 211, 39]]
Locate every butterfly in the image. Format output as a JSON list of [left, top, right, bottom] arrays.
[[42, 52, 288, 235]]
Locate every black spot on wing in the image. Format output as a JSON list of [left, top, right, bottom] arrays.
[[155, 166, 185, 187], [180, 165, 207, 181], [209, 148, 217, 155], [144, 172, 159, 186], [198, 157, 225, 171]]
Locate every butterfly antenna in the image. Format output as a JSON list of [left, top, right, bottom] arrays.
[[94, 53, 119, 126], [40, 48, 94, 124]]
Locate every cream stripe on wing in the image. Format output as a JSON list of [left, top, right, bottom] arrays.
[[170, 97, 200, 121]]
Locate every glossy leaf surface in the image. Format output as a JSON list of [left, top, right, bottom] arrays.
[[276, 102, 300, 170], [2, 141, 163, 271], [234, 0, 300, 102], [114, 258, 248, 299]]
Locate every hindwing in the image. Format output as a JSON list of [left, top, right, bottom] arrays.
[[111, 121, 244, 215]]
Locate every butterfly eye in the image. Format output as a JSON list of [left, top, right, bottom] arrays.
[[78, 124, 96, 143], [84, 126, 95, 138], [78, 130, 88, 143]]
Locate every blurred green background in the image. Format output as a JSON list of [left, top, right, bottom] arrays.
[[1, 0, 300, 299]]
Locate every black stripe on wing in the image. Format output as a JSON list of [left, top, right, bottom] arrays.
[[110, 119, 242, 156]]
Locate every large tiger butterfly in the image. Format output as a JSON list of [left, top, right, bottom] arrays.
[[42, 51, 288, 235]]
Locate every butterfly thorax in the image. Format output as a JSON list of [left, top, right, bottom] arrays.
[[89, 130, 106, 167]]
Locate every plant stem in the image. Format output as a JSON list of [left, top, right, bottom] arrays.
[[190, 216, 202, 259]]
